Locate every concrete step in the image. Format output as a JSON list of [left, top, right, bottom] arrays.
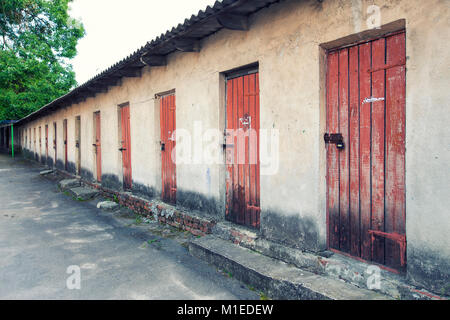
[[68, 186, 99, 201], [189, 235, 390, 300], [58, 178, 81, 190]]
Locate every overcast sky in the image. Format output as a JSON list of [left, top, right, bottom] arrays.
[[69, 0, 217, 85]]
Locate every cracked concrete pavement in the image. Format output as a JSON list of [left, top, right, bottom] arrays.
[[0, 154, 260, 300]]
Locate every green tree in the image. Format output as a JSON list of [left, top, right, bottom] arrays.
[[0, 0, 84, 120]]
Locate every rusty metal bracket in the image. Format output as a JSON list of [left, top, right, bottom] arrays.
[[247, 205, 261, 212], [222, 143, 234, 149], [368, 230, 407, 267], [368, 60, 406, 73]]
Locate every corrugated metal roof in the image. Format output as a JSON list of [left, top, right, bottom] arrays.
[[17, 0, 281, 125], [0, 120, 18, 128]]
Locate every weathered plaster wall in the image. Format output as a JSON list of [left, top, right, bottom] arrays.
[[17, 0, 450, 293]]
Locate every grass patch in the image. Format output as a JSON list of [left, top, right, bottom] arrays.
[[259, 292, 270, 300], [220, 269, 233, 279], [134, 215, 143, 225], [147, 239, 160, 245]]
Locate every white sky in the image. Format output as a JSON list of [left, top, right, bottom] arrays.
[[69, 0, 217, 85]]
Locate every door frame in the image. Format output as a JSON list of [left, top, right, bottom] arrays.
[[118, 102, 132, 190], [158, 91, 177, 204], [75, 116, 81, 175], [45, 124, 48, 163], [323, 29, 407, 273], [38, 126, 42, 163], [63, 119, 68, 170], [223, 64, 261, 229], [53, 122, 57, 167], [93, 111, 102, 182]]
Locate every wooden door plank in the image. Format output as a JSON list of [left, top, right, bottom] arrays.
[[169, 94, 176, 204], [349, 45, 361, 257], [160, 97, 167, 201], [371, 38, 386, 265], [243, 74, 250, 227], [95, 113, 102, 182], [385, 32, 406, 269], [339, 48, 351, 253], [359, 42, 372, 261], [232, 78, 239, 224], [327, 51, 340, 250], [237, 76, 245, 225], [255, 72, 260, 228], [248, 73, 257, 227], [226, 79, 234, 220]]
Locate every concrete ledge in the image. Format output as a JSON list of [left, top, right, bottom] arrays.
[[189, 235, 390, 300]]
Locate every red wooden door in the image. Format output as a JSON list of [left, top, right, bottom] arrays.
[[160, 94, 176, 204], [120, 105, 132, 189], [94, 112, 102, 182], [63, 119, 68, 170], [326, 31, 406, 271], [225, 72, 260, 229], [45, 125, 48, 160], [39, 127, 42, 161], [53, 122, 57, 165], [75, 116, 81, 175]]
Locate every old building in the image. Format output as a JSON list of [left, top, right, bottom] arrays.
[[3, 0, 449, 297]]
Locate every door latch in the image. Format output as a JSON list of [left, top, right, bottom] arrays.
[[222, 143, 234, 150], [160, 142, 165, 151], [324, 133, 345, 150]]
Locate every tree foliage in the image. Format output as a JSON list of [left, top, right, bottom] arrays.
[[0, 0, 84, 120]]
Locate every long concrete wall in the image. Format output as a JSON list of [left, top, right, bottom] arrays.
[[17, 0, 450, 293]]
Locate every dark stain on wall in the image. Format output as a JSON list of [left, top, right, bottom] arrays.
[[101, 173, 122, 190], [66, 161, 77, 175], [260, 209, 325, 253], [22, 149, 32, 159], [176, 189, 224, 220], [407, 245, 450, 296], [55, 159, 65, 171], [80, 167, 94, 182], [132, 181, 156, 200], [46, 156, 53, 167]]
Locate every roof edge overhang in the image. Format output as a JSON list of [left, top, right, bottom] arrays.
[[15, 0, 281, 126]]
